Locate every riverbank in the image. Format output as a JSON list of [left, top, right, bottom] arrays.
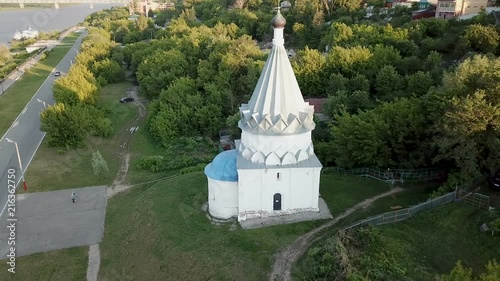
[[0, 4, 75, 10], [0, 3, 114, 44], [0, 30, 82, 138]]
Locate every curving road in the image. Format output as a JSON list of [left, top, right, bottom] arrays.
[[0, 29, 86, 219]]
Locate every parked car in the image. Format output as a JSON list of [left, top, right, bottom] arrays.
[[120, 97, 134, 103], [54, 71, 61, 77], [489, 170, 500, 191]]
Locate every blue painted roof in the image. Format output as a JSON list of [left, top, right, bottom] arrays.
[[204, 149, 238, 182]]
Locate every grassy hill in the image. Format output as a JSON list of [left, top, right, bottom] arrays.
[[298, 203, 499, 280], [98, 172, 391, 281]]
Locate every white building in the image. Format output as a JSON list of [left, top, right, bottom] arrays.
[[435, 0, 489, 19], [205, 10, 324, 223]]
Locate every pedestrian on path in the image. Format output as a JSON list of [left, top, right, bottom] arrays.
[[71, 192, 77, 203]]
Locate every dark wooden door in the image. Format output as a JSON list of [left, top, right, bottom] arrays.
[[273, 193, 282, 211]]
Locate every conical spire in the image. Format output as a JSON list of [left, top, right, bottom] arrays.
[[238, 9, 315, 135]]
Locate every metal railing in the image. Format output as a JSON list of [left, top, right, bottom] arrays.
[[342, 191, 456, 230], [457, 189, 491, 210], [323, 167, 447, 184]]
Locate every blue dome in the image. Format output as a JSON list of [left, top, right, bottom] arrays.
[[204, 149, 238, 182]]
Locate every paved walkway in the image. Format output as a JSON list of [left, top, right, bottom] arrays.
[[0, 186, 107, 258], [86, 244, 100, 281]]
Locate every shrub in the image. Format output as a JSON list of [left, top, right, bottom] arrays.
[[137, 155, 165, 172], [92, 117, 113, 138], [91, 150, 109, 178]]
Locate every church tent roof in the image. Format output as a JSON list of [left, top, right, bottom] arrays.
[[238, 9, 315, 136]]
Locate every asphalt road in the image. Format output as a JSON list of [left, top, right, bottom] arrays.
[[0, 29, 86, 219]]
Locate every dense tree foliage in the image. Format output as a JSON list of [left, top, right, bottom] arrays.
[[124, 18, 263, 143], [0, 44, 10, 65], [433, 56, 500, 181], [132, 0, 500, 183], [441, 260, 500, 281], [40, 12, 128, 148]]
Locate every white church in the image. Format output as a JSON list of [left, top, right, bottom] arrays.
[[204, 9, 326, 224]]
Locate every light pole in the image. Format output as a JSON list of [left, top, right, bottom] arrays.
[[36, 98, 47, 108], [5, 138, 27, 191]]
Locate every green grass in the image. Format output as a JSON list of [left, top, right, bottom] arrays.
[[293, 182, 441, 279], [358, 204, 498, 280], [60, 33, 79, 44], [0, 33, 79, 138], [0, 247, 88, 281], [342, 182, 441, 226], [99, 172, 393, 280], [320, 174, 392, 216], [126, 128, 181, 184], [25, 81, 135, 192], [295, 199, 499, 280]]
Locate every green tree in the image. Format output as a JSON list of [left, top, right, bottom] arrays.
[[326, 73, 348, 94], [479, 260, 500, 280], [136, 49, 189, 99], [92, 58, 125, 85], [91, 150, 109, 178], [330, 98, 431, 168], [323, 90, 372, 117], [292, 47, 327, 97], [406, 71, 434, 97], [435, 55, 500, 181], [0, 44, 10, 65], [148, 77, 223, 145], [53, 64, 99, 106], [40, 104, 92, 148], [375, 65, 405, 101], [347, 73, 370, 92], [136, 14, 149, 31], [225, 112, 241, 139], [463, 24, 499, 54], [441, 260, 500, 281], [441, 261, 473, 281], [490, 218, 500, 236], [326, 46, 373, 78], [421, 18, 449, 38]]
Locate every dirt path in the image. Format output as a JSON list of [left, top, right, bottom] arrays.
[[106, 85, 146, 199], [269, 187, 404, 281], [87, 84, 147, 281]]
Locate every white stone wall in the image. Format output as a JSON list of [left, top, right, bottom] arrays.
[[207, 178, 238, 219], [239, 131, 314, 166], [237, 166, 322, 221]]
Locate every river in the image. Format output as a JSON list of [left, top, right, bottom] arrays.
[[0, 3, 118, 44]]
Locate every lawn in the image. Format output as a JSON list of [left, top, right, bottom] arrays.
[[320, 174, 392, 216], [98, 173, 393, 281], [296, 203, 499, 281], [293, 181, 441, 278], [367, 204, 499, 280], [0, 33, 79, 138], [24, 81, 136, 192], [341, 181, 442, 226], [371, 204, 497, 280], [0, 247, 87, 281]]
